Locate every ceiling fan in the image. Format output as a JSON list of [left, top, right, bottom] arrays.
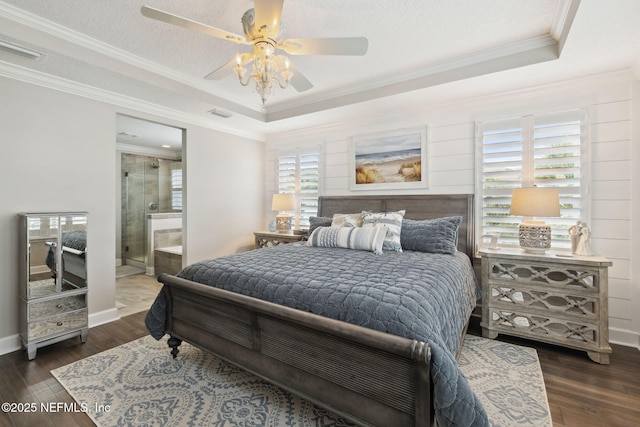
[[141, 0, 369, 104]]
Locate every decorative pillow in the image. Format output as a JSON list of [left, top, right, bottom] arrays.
[[400, 216, 462, 254], [331, 213, 364, 228], [307, 226, 386, 254], [361, 210, 406, 252], [309, 216, 333, 234]]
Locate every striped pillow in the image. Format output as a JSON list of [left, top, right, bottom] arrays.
[[307, 226, 386, 254], [362, 210, 406, 252]]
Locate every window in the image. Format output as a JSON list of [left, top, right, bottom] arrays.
[[477, 109, 588, 249], [277, 148, 320, 228], [171, 167, 182, 212]]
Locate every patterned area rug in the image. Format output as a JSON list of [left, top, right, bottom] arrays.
[[459, 336, 551, 427], [52, 335, 550, 427]]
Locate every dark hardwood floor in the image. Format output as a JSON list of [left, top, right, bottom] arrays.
[[1, 312, 638, 426]]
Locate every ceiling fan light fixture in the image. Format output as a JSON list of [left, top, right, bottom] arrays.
[[141, 1, 367, 105], [234, 42, 294, 104]]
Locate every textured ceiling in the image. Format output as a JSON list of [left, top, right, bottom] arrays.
[[1, 0, 639, 139]]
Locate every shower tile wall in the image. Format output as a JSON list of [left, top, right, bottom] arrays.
[[121, 154, 181, 266]]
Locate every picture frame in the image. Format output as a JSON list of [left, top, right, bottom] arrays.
[[349, 127, 428, 190]]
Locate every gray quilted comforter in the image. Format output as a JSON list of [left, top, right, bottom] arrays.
[[145, 244, 488, 426]]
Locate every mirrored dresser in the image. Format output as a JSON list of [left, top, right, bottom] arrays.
[[479, 248, 612, 364], [18, 212, 88, 360]]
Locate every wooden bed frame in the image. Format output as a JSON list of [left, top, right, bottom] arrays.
[[158, 194, 474, 427]]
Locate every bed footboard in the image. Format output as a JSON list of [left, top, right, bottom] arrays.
[[158, 273, 434, 427]]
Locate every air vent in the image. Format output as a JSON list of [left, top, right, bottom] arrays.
[[0, 40, 42, 60], [208, 108, 233, 118]]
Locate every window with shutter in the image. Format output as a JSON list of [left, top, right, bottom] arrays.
[[477, 109, 588, 250], [277, 149, 320, 228], [171, 167, 183, 212]]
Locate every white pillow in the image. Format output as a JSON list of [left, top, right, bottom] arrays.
[[331, 213, 364, 228], [362, 210, 406, 252], [307, 226, 386, 254]]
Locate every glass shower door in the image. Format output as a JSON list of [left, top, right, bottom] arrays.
[[124, 162, 146, 264]]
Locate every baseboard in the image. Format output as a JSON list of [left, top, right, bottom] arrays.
[[609, 327, 640, 351], [89, 308, 120, 328], [0, 333, 22, 356], [0, 308, 121, 357]]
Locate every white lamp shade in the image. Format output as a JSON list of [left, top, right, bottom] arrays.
[[272, 193, 295, 211], [510, 187, 560, 218]]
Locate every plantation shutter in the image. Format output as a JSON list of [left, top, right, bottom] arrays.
[[478, 109, 587, 249], [277, 148, 320, 228], [171, 167, 183, 212], [299, 151, 320, 227]]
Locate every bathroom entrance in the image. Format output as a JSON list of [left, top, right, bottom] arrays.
[[121, 155, 182, 269], [116, 114, 184, 274]]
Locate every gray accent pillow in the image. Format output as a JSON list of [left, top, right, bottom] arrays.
[[401, 216, 462, 254], [309, 216, 333, 234]]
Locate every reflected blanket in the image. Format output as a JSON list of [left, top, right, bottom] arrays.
[[145, 244, 488, 426]]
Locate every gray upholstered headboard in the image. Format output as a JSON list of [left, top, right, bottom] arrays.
[[317, 194, 474, 259]]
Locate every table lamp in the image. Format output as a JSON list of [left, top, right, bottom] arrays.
[[272, 193, 295, 233], [510, 187, 560, 253]]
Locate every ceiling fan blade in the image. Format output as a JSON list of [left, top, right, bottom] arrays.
[[283, 37, 368, 56], [204, 52, 254, 80], [141, 6, 248, 45], [254, 0, 284, 37], [288, 63, 313, 92]]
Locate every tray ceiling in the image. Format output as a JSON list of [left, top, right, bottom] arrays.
[[1, 0, 639, 136]]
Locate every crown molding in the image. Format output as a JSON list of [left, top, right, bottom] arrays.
[[264, 0, 582, 122], [116, 142, 181, 159], [551, 0, 581, 54], [0, 60, 266, 141], [266, 68, 635, 141], [0, 1, 264, 119], [265, 34, 560, 122]]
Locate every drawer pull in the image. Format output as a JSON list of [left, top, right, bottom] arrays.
[[56, 321, 63, 326]]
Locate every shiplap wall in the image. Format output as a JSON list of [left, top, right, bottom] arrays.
[[266, 71, 637, 347]]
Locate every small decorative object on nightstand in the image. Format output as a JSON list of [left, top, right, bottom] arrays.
[[480, 248, 612, 364], [510, 187, 560, 253], [254, 230, 306, 249], [272, 193, 296, 233]]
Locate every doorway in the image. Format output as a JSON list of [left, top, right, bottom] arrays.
[[115, 114, 184, 316], [116, 115, 183, 271]]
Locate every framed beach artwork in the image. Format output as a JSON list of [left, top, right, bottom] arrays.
[[350, 127, 428, 190]]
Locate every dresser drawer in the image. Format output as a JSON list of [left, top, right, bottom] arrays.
[[486, 306, 601, 351], [487, 259, 599, 293], [28, 294, 87, 321], [28, 308, 88, 340], [487, 283, 599, 319]]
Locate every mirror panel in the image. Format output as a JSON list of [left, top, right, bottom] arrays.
[[27, 215, 59, 299], [60, 214, 88, 291]]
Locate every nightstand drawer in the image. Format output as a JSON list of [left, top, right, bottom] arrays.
[[28, 308, 88, 340], [488, 284, 599, 319], [486, 307, 601, 352], [487, 259, 599, 292], [28, 294, 87, 321]]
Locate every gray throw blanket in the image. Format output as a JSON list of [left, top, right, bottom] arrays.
[[145, 245, 488, 426]]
